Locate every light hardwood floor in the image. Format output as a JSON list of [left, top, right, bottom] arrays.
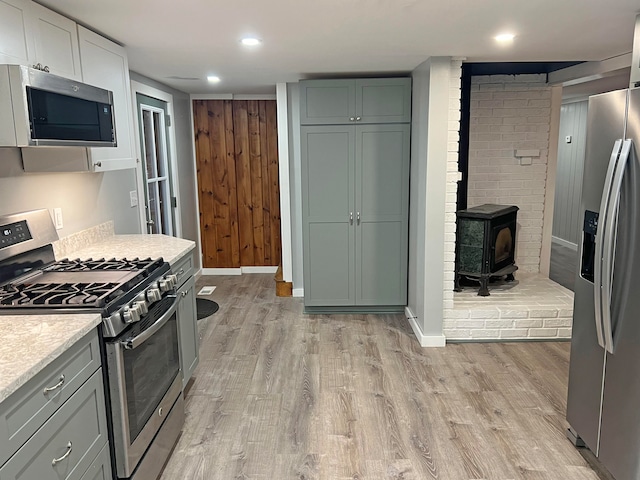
[[160, 274, 600, 480]]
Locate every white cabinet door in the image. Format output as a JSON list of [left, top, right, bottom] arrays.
[[78, 26, 136, 171], [30, 2, 81, 80], [0, 0, 34, 65]]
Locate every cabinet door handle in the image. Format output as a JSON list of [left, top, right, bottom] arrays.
[[181, 291, 187, 297], [94, 162, 102, 168], [43, 374, 65, 394], [349, 117, 355, 122], [52, 442, 72, 466], [177, 268, 185, 278], [357, 212, 360, 225], [356, 116, 361, 121], [350, 212, 353, 225]]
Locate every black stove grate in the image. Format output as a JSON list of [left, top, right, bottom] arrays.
[[0, 282, 124, 307], [44, 257, 163, 273]]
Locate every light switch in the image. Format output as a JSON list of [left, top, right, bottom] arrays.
[[565, 135, 572, 143], [130, 191, 139, 207], [53, 208, 63, 230]]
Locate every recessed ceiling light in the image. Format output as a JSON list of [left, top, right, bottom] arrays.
[[207, 75, 221, 83], [495, 33, 515, 42], [241, 37, 262, 46]]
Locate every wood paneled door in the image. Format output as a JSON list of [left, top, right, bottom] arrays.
[[193, 100, 281, 268]]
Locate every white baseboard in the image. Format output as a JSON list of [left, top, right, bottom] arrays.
[[201, 268, 242, 275], [241, 266, 278, 274], [292, 288, 304, 297], [200, 266, 278, 276], [552, 236, 578, 251], [405, 306, 446, 347]]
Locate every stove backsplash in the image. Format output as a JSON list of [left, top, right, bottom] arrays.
[[0, 148, 140, 238], [52, 221, 115, 260]]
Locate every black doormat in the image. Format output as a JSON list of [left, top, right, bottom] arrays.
[[196, 298, 219, 320]]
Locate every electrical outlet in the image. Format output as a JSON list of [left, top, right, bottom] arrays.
[[130, 191, 138, 207], [53, 208, 63, 230]]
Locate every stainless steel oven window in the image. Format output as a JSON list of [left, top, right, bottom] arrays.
[[123, 313, 179, 441]]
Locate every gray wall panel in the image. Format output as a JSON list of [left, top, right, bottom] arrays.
[[553, 100, 588, 247]]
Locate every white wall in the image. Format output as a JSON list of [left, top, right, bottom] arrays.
[[552, 99, 588, 248], [286, 83, 304, 293], [467, 74, 552, 273], [406, 57, 462, 347], [0, 148, 140, 235]]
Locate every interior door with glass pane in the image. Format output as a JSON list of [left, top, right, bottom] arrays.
[[137, 93, 175, 235]]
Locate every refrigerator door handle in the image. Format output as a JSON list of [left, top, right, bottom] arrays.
[[602, 139, 633, 354], [594, 139, 623, 350]]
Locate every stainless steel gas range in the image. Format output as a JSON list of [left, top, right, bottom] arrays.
[[0, 209, 184, 480]]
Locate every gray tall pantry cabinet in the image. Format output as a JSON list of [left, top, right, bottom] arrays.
[[300, 78, 411, 310]]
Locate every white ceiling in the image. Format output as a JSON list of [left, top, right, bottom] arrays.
[[38, 0, 640, 94]]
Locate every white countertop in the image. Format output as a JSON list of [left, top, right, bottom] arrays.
[[63, 234, 196, 266], [0, 233, 196, 404], [0, 313, 102, 403]]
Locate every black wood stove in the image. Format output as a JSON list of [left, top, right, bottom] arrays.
[[454, 204, 518, 296]]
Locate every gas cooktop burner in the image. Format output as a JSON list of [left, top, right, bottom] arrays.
[[44, 257, 163, 272], [0, 282, 122, 307]]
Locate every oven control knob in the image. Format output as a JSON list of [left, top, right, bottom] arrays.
[[165, 274, 178, 288], [134, 300, 149, 315], [158, 279, 172, 293], [147, 288, 162, 303], [122, 306, 140, 324]]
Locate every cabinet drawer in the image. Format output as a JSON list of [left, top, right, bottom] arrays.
[[173, 252, 194, 288], [0, 330, 101, 466], [0, 369, 108, 480], [79, 443, 111, 480]]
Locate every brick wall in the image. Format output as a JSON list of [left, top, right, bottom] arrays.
[[443, 60, 463, 311], [467, 74, 552, 273]]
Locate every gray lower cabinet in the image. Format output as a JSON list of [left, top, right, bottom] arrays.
[[176, 252, 199, 389], [79, 443, 112, 480], [300, 78, 411, 125], [0, 330, 101, 466], [301, 123, 410, 308], [0, 369, 109, 480]]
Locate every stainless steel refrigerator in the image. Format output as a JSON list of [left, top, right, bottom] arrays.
[[567, 86, 640, 480]]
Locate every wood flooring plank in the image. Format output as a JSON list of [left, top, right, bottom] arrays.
[[159, 274, 601, 480]]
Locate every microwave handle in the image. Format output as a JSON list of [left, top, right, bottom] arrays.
[[121, 295, 178, 350]]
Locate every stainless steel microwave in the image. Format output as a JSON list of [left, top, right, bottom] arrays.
[[0, 65, 117, 147]]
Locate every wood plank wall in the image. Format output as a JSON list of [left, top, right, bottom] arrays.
[[193, 100, 281, 268]]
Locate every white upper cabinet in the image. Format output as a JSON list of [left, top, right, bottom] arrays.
[[0, 0, 34, 65], [0, 0, 81, 80], [30, 2, 81, 80], [78, 26, 136, 171]]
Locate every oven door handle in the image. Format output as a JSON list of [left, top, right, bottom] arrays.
[[122, 295, 179, 350]]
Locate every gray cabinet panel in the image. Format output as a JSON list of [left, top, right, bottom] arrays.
[[0, 330, 101, 466], [355, 124, 409, 305], [0, 369, 108, 480], [173, 252, 194, 289], [300, 80, 355, 125], [300, 78, 411, 125], [306, 223, 355, 305], [302, 127, 353, 220], [357, 221, 406, 305], [301, 125, 356, 306], [79, 443, 112, 480], [178, 275, 198, 389], [358, 125, 410, 218], [356, 78, 411, 124]]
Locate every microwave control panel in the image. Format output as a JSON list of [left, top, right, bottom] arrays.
[[0, 221, 32, 249]]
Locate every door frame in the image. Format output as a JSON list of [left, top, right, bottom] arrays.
[[188, 93, 279, 275], [131, 80, 183, 237]]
